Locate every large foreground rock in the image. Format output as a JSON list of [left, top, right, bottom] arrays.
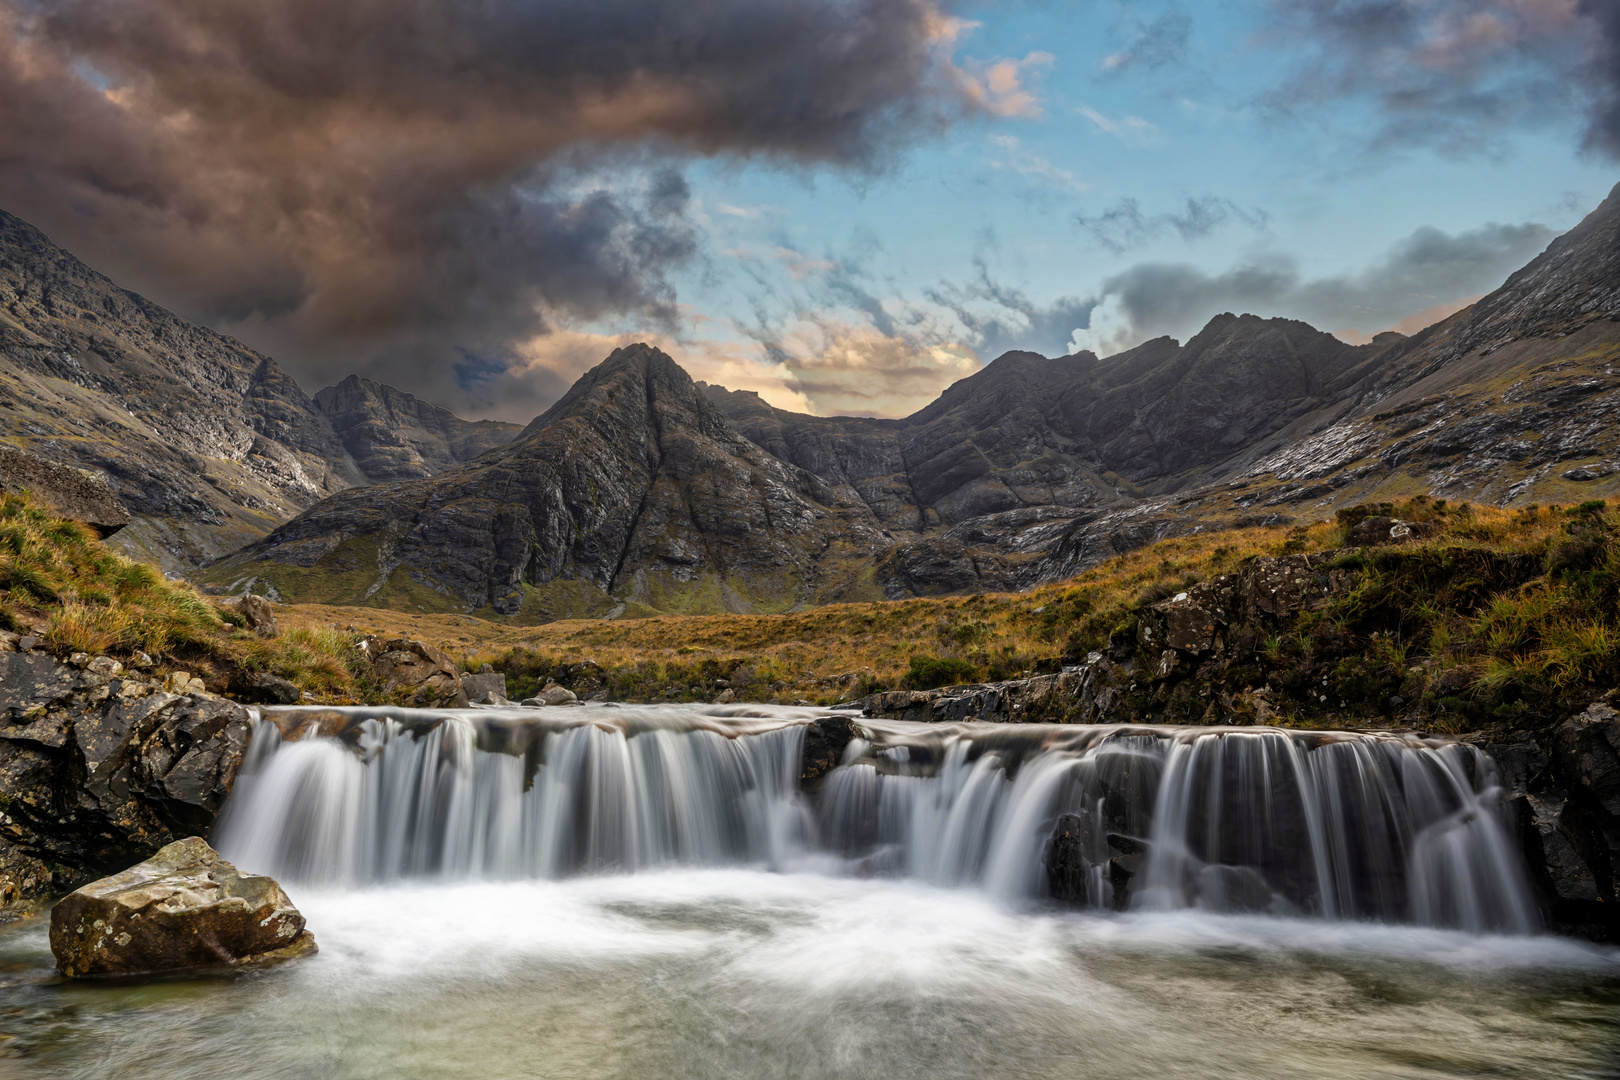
[[50, 837, 315, 977]]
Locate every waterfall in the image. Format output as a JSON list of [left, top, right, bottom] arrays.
[[215, 706, 812, 885], [215, 705, 1539, 934]]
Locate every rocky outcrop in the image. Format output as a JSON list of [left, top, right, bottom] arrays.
[[313, 374, 521, 483], [0, 644, 251, 906], [367, 638, 470, 708], [49, 836, 315, 977], [0, 208, 521, 571], [211, 345, 891, 616], [0, 445, 130, 538], [1486, 701, 1620, 940]]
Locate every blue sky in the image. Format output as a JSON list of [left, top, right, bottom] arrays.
[[529, 0, 1614, 419]]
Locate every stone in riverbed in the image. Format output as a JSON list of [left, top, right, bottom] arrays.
[[49, 837, 316, 978], [523, 683, 578, 707], [1045, 813, 1088, 905]]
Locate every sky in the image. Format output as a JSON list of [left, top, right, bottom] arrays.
[[1, 0, 1618, 422]]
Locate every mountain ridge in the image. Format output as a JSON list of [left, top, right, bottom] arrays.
[[207, 181, 1620, 615], [0, 208, 520, 571]]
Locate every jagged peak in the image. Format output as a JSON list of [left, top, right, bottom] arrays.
[[516, 343, 720, 442]]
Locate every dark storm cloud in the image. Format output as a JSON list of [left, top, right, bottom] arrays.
[[0, 0, 979, 405], [1261, 0, 1620, 159], [1582, 0, 1620, 156], [1078, 219, 1557, 352], [1074, 195, 1270, 253]]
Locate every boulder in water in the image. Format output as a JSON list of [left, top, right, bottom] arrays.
[[49, 837, 316, 978], [524, 683, 577, 707]]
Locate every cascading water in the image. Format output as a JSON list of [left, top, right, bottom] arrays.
[[216, 706, 811, 884], [216, 704, 1538, 935]]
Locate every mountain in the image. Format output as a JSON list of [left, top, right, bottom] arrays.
[[208, 181, 1620, 616], [313, 375, 522, 484], [707, 312, 1394, 594], [206, 345, 890, 616], [0, 210, 519, 571]]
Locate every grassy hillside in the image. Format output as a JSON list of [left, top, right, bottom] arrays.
[[9, 484, 1616, 733], [0, 491, 368, 699], [275, 496, 1617, 732]]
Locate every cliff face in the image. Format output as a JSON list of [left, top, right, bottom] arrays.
[[208, 345, 890, 617], [0, 210, 518, 571], [313, 375, 521, 484]]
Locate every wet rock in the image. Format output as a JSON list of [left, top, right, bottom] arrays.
[[234, 595, 279, 637], [1518, 792, 1600, 903], [1108, 854, 1141, 911], [800, 715, 858, 789], [713, 688, 736, 704], [231, 671, 301, 705], [372, 639, 469, 708], [49, 837, 315, 978], [1045, 814, 1088, 905], [0, 650, 252, 905]]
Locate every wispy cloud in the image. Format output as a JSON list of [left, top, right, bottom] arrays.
[[986, 134, 1087, 193], [1074, 195, 1270, 253], [1077, 104, 1163, 145]]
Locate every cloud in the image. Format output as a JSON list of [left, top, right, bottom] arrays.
[[1069, 219, 1558, 355], [1261, 0, 1620, 158], [0, 0, 1018, 410], [926, 257, 1097, 359], [986, 134, 1087, 193], [1102, 11, 1193, 72], [1074, 195, 1270, 253], [954, 51, 1055, 119], [1076, 104, 1163, 145]]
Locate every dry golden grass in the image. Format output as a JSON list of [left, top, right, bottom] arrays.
[[273, 495, 1592, 712]]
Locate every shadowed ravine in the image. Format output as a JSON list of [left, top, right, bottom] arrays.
[[3, 705, 1619, 1079]]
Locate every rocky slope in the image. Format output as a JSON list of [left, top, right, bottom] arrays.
[[313, 375, 521, 484], [0, 209, 518, 572], [207, 345, 892, 617]]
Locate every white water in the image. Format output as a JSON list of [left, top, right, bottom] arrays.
[[4, 703, 1617, 1078], [2, 872, 1617, 1079], [217, 704, 1536, 934]]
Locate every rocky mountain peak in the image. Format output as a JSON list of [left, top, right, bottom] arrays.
[[211, 341, 887, 616], [313, 373, 521, 484]]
